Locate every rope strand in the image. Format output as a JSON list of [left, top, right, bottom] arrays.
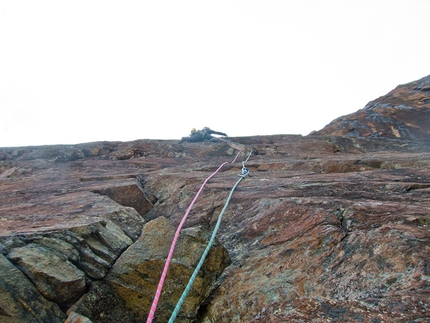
[[168, 175, 246, 322], [145, 152, 241, 323], [168, 149, 252, 322]]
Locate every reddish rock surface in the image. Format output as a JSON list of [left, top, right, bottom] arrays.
[[313, 74, 430, 139], [1, 75, 430, 322]]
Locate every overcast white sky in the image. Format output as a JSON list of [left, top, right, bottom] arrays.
[[1, 1, 429, 147]]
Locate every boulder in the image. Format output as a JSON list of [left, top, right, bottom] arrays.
[[7, 243, 86, 308], [0, 254, 66, 322], [0, 217, 137, 322], [71, 217, 231, 323]]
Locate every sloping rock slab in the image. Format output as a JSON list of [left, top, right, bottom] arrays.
[[0, 191, 145, 240], [1, 129, 430, 322]]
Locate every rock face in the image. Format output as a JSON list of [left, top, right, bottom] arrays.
[[0, 75, 430, 322], [313, 74, 430, 138]]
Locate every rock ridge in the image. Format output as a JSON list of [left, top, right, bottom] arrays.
[[313, 74, 430, 139]]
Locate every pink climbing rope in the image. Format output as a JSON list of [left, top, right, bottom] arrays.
[[146, 152, 241, 322]]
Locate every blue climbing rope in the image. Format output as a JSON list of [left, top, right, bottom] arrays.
[[168, 151, 251, 322]]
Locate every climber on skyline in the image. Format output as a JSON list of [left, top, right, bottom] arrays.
[[179, 127, 228, 143]]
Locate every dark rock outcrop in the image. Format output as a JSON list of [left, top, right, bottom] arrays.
[[1, 75, 430, 322], [313, 74, 430, 138]]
